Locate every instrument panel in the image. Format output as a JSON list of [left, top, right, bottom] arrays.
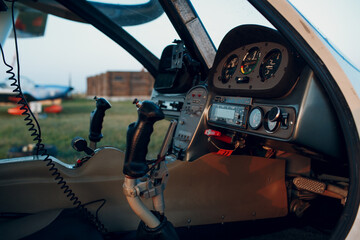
[[154, 25, 343, 161], [214, 42, 289, 92], [205, 26, 304, 141], [173, 86, 208, 151], [208, 96, 296, 140]]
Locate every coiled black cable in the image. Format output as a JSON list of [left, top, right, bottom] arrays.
[[0, 0, 108, 236]]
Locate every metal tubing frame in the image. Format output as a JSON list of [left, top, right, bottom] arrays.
[[123, 177, 161, 229]]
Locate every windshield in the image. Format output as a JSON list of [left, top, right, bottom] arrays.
[[2, 1, 275, 93], [2, 0, 357, 163], [192, 0, 274, 48], [93, 0, 274, 57]]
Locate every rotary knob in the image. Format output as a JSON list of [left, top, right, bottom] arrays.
[[264, 107, 281, 133], [268, 106, 281, 122]]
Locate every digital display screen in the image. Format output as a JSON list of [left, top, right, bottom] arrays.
[[214, 107, 235, 119], [209, 103, 248, 129]]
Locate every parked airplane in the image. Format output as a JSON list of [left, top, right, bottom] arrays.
[[0, 76, 73, 103], [0, 0, 359, 240], [0, 75, 73, 115], [0, 2, 73, 114]]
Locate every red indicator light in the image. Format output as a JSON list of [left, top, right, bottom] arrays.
[[204, 129, 221, 136]]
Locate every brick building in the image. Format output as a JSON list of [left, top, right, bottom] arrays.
[[87, 70, 154, 97]]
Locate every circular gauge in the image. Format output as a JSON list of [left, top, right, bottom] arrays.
[[221, 54, 239, 83], [248, 107, 263, 130], [264, 110, 280, 133], [240, 47, 261, 75], [266, 119, 278, 132], [260, 49, 282, 81]]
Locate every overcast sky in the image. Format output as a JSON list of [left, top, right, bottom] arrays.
[[1, 0, 359, 93]]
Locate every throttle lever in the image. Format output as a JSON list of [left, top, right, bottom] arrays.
[[123, 100, 164, 178], [89, 96, 111, 149]]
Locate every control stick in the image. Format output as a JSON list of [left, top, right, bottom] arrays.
[[122, 100, 179, 239], [123, 100, 164, 178], [89, 97, 111, 149]]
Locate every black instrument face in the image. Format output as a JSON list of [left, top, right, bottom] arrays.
[[260, 49, 282, 81], [241, 47, 261, 75], [221, 54, 239, 83]]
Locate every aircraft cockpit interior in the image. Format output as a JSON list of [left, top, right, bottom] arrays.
[[0, 0, 358, 240]]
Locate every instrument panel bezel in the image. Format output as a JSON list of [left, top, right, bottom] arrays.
[[208, 25, 304, 98], [214, 42, 289, 92]]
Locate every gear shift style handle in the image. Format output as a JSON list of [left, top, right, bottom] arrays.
[[123, 100, 164, 178], [89, 97, 111, 148]]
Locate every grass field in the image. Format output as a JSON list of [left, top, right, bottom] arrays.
[[0, 97, 169, 164]]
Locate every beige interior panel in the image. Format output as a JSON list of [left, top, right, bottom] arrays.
[[165, 153, 288, 227], [0, 148, 287, 233]]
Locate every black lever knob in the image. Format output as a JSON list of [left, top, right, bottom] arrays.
[[71, 137, 94, 156], [268, 106, 281, 122], [123, 101, 164, 178], [89, 97, 111, 143]]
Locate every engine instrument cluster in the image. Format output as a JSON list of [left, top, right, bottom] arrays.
[[214, 42, 288, 92]]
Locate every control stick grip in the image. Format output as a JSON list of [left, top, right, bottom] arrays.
[[89, 97, 111, 143], [123, 101, 164, 178]]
